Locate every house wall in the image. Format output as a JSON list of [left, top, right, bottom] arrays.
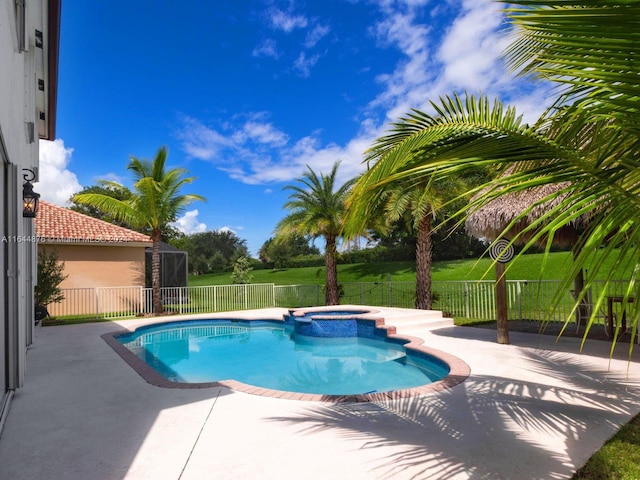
[[38, 244, 148, 317], [40, 244, 147, 288], [1, 0, 54, 427]]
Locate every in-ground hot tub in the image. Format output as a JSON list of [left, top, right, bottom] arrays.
[[285, 306, 381, 338]]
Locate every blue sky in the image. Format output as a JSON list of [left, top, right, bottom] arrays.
[[39, 0, 552, 256]]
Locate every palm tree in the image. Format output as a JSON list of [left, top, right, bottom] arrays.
[[346, 1, 640, 352], [363, 177, 462, 310], [72, 146, 205, 314], [276, 162, 355, 305]]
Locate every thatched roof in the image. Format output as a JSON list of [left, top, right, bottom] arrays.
[[465, 181, 587, 247]]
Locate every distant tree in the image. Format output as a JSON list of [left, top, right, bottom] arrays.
[[181, 230, 249, 274], [72, 146, 205, 314], [231, 256, 254, 284], [209, 252, 227, 273], [259, 235, 320, 268], [431, 222, 488, 261], [276, 162, 356, 305], [190, 254, 209, 275]]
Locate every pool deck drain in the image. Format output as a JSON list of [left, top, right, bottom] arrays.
[[1, 307, 640, 480]]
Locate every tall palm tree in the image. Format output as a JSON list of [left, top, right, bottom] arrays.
[[346, 1, 640, 352], [276, 162, 355, 305], [387, 185, 436, 310], [366, 177, 463, 310], [72, 146, 205, 314]]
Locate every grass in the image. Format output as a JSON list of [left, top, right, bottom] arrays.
[[572, 412, 640, 479], [189, 250, 631, 286]]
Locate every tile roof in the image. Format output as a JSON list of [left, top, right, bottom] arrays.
[[35, 201, 152, 245]]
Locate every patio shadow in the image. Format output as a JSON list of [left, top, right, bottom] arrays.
[[267, 343, 640, 479]]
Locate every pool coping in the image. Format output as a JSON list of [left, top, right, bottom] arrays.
[[101, 312, 470, 403]]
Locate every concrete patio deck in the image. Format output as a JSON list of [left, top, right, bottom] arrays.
[[1, 307, 639, 479]]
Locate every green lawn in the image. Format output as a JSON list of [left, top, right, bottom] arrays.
[[572, 412, 640, 479], [190, 250, 630, 286]]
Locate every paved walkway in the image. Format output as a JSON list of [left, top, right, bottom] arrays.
[[1, 308, 639, 479]]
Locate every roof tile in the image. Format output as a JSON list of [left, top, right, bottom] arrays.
[[35, 201, 152, 244]]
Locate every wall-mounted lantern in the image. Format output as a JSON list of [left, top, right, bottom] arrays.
[[22, 169, 40, 218]]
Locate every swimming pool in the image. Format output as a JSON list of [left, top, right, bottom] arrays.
[[113, 317, 454, 397]]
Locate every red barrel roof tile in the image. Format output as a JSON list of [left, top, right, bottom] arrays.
[[35, 201, 152, 244]]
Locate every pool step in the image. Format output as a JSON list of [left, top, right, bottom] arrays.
[[373, 308, 454, 334]]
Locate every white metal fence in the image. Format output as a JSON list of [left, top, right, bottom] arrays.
[[432, 280, 629, 322], [47, 283, 276, 319], [47, 280, 631, 324]]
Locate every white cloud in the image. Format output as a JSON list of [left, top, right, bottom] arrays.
[[436, 2, 506, 91], [171, 209, 207, 234], [98, 172, 124, 184], [38, 139, 83, 205], [269, 9, 308, 32], [292, 51, 320, 78], [366, 6, 434, 121], [252, 38, 280, 58], [218, 226, 238, 235], [177, 115, 292, 166], [175, 115, 234, 161], [240, 121, 289, 147], [304, 24, 330, 48], [178, 0, 553, 188]]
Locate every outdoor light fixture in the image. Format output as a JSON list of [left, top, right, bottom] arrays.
[[22, 168, 40, 218]]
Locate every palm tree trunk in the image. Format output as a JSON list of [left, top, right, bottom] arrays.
[[151, 230, 163, 315], [325, 235, 340, 305], [496, 261, 509, 344], [415, 215, 433, 310], [573, 246, 587, 326]]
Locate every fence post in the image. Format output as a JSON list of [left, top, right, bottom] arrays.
[[95, 287, 99, 319], [464, 282, 470, 318], [517, 281, 523, 321]]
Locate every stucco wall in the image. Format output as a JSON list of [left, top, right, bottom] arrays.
[[38, 244, 148, 317], [39, 244, 146, 288], [1, 0, 51, 400]]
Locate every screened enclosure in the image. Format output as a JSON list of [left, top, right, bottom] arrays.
[[145, 242, 188, 288]]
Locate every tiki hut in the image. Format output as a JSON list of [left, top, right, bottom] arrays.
[[465, 180, 585, 247], [463, 175, 591, 343]]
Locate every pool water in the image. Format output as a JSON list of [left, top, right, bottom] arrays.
[[117, 320, 449, 395]]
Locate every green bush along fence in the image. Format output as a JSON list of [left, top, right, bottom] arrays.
[[47, 279, 630, 323]]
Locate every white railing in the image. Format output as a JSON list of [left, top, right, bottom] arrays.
[[48, 280, 631, 323], [48, 283, 276, 319], [47, 286, 146, 319], [432, 279, 630, 323]]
